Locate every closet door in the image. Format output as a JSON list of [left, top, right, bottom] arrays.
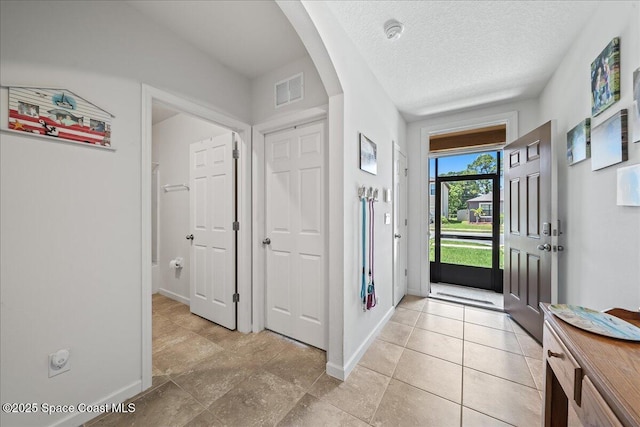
[[264, 122, 326, 349]]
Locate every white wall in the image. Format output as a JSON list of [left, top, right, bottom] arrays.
[[0, 1, 250, 426], [406, 99, 540, 295], [252, 55, 328, 124], [152, 114, 230, 300], [303, 1, 408, 379], [539, 1, 640, 310]]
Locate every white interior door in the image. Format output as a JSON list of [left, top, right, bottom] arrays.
[[189, 134, 236, 330], [394, 149, 408, 305], [264, 122, 326, 350]]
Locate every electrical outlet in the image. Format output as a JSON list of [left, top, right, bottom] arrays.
[[48, 349, 71, 378]]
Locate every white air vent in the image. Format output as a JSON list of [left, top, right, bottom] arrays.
[[275, 73, 304, 108]]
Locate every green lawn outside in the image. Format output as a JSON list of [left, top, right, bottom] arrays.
[[429, 240, 505, 269], [429, 220, 504, 233]]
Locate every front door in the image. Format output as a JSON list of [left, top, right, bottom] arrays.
[[264, 122, 327, 349], [504, 121, 553, 342], [394, 149, 408, 305], [189, 134, 236, 330]]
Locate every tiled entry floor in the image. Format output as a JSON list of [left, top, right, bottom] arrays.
[[88, 294, 544, 426]]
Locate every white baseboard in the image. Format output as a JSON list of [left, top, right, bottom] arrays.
[[157, 288, 190, 305], [408, 286, 428, 297], [325, 306, 395, 381], [50, 380, 141, 427]]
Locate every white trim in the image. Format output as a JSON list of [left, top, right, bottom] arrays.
[[419, 111, 518, 297], [392, 145, 407, 306], [50, 380, 141, 427], [251, 106, 328, 335], [327, 306, 394, 380], [157, 288, 190, 306], [140, 84, 252, 392]]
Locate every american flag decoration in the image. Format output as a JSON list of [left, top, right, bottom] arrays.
[[8, 87, 113, 147]]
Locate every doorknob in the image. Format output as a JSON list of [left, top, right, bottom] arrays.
[[186, 234, 194, 241], [537, 243, 551, 252], [394, 234, 402, 239], [262, 237, 271, 245]]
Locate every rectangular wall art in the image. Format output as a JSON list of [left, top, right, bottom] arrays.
[[591, 37, 620, 117], [359, 133, 377, 175], [567, 118, 590, 166], [8, 87, 113, 147], [617, 164, 640, 206], [591, 109, 627, 171]]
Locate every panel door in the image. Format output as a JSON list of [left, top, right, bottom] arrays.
[[394, 150, 408, 305], [189, 134, 236, 330], [504, 122, 552, 341], [264, 122, 326, 349]]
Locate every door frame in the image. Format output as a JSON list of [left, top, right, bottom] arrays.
[[393, 143, 408, 305], [251, 106, 328, 335], [419, 111, 518, 297], [140, 84, 252, 390]]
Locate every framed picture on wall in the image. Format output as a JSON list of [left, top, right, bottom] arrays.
[[359, 133, 377, 175], [591, 109, 628, 171], [591, 37, 620, 117], [567, 118, 591, 166], [617, 163, 640, 206]]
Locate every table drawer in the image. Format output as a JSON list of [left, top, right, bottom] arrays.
[[544, 321, 583, 405], [581, 376, 623, 427]]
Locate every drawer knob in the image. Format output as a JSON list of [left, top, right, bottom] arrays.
[[547, 349, 562, 358]]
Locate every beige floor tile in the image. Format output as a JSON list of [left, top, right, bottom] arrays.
[[90, 381, 205, 427], [198, 323, 241, 344], [462, 407, 513, 426], [151, 294, 183, 314], [397, 295, 428, 312], [263, 342, 326, 390], [358, 339, 404, 377], [371, 379, 461, 427], [209, 370, 306, 427], [508, 317, 529, 335], [525, 356, 544, 390], [183, 409, 224, 427], [415, 312, 464, 339], [464, 323, 522, 354], [153, 333, 225, 376], [463, 368, 542, 427], [406, 328, 463, 364], [422, 299, 465, 320], [378, 321, 413, 347], [516, 332, 543, 359], [390, 307, 421, 326], [463, 341, 536, 388], [309, 365, 390, 423], [172, 350, 256, 407], [393, 348, 462, 403], [416, 313, 464, 339], [278, 393, 368, 427], [152, 322, 196, 355], [173, 312, 220, 333], [465, 307, 513, 332], [156, 300, 191, 319]]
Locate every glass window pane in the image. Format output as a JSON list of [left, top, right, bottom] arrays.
[[437, 151, 497, 177]]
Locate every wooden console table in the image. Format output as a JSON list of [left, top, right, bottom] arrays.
[[541, 303, 640, 427]]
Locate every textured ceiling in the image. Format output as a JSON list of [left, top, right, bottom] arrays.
[[129, 0, 308, 79], [325, 1, 600, 120]]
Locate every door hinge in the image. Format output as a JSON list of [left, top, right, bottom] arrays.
[[405, 269, 407, 276], [233, 148, 239, 159], [405, 219, 408, 226], [232, 293, 240, 303], [233, 221, 240, 231], [404, 168, 408, 176]]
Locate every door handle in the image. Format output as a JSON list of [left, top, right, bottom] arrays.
[[537, 243, 551, 252], [394, 234, 402, 239], [186, 234, 194, 241], [262, 237, 271, 245]]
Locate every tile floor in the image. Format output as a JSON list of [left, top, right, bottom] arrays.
[[429, 283, 504, 310], [87, 293, 546, 427]]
